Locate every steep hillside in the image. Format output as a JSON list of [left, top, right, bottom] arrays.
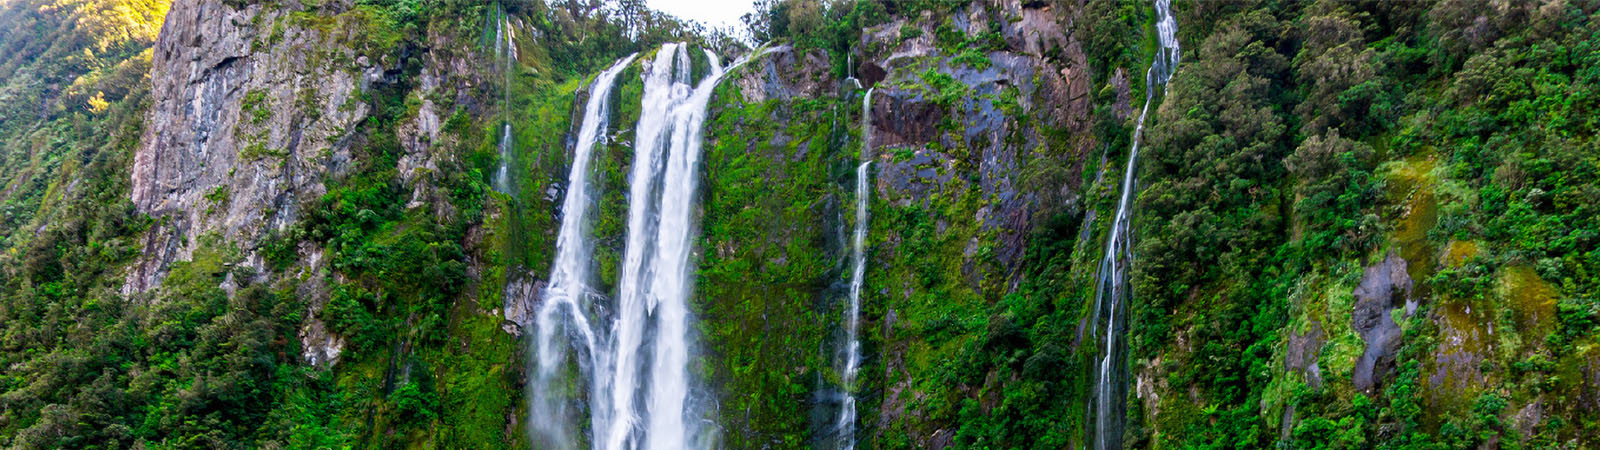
[[1, 0, 1597, 449]]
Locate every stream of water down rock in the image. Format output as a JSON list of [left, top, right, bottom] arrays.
[[1088, 1, 1180, 449]]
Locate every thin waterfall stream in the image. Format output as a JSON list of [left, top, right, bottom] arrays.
[[492, 6, 516, 194], [835, 87, 874, 450], [1088, 1, 1180, 449]]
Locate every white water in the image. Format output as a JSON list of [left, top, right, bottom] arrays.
[[601, 43, 775, 450], [492, 9, 516, 194], [1090, 1, 1180, 449], [530, 53, 637, 450], [494, 123, 513, 193], [836, 87, 874, 450]]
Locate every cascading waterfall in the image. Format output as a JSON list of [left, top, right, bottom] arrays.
[[1088, 1, 1180, 449], [529, 54, 636, 450], [530, 42, 774, 450], [835, 87, 874, 450], [610, 43, 771, 450]]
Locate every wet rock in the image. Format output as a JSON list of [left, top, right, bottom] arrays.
[[877, 148, 955, 205], [502, 273, 544, 337], [1286, 321, 1326, 389], [858, 61, 887, 87], [1352, 252, 1413, 393], [929, 428, 954, 450], [870, 89, 946, 149], [1514, 399, 1544, 439], [1109, 68, 1133, 120]]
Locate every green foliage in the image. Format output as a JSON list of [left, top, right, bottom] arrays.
[[748, 0, 893, 78], [918, 68, 969, 110], [1076, 0, 1147, 83], [695, 71, 839, 448], [1287, 130, 1381, 255], [899, 24, 923, 41], [4, 0, 1600, 448], [242, 89, 271, 124], [391, 378, 440, 423]]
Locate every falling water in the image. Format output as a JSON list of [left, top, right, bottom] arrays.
[[529, 54, 636, 450], [598, 43, 775, 450], [492, 7, 516, 194], [834, 88, 873, 450], [1088, 0, 1180, 449], [494, 123, 513, 193]]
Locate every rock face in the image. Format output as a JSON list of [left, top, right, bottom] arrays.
[[126, 0, 370, 294], [126, 0, 481, 293], [501, 272, 543, 337], [1286, 321, 1325, 389], [855, 1, 1096, 446], [864, 0, 1090, 279], [1352, 252, 1413, 393]]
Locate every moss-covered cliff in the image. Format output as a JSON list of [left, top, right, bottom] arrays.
[[2, 0, 1598, 449]]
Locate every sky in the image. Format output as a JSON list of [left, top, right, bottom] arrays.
[[646, 0, 756, 32]]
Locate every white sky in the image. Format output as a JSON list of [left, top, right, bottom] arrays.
[[647, 0, 756, 32]]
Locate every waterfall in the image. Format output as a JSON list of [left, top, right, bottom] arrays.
[[529, 53, 637, 450], [597, 43, 774, 450], [1089, 1, 1180, 449], [492, 6, 515, 194], [835, 87, 873, 450], [494, 123, 513, 193]]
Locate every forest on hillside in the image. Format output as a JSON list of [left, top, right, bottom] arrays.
[[0, 0, 1596, 449]]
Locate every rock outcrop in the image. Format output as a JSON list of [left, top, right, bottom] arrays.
[[126, 0, 372, 294], [1352, 251, 1413, 393], [855, 1, 1096, 445], [863, 0, 1090, 280], [501, 272, 543, 337], [126, 0, 484, 291]]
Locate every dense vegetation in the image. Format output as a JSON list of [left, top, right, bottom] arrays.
[[1, 0, 1596, 449], [0, 0, 652, 447]]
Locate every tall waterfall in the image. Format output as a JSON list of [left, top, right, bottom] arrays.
[[1089, 0, 1180, 449], [527, 43, 772, 450], [529, 53, 636, 450], [607, 42, 774, 450], [836, 87, 874, 450]]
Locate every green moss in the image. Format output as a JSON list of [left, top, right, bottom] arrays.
[[243, 88, 272, 124], [694, 69, 842, 447], [899, 24, 923, 42], [1498, 265, 1557, 341]]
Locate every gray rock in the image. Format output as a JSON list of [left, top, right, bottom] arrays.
[[1515, 399, 1544, 439], [127, 0, 369, 295], [1286, 320, 1326, 390], [125, 0, 483, 296], [502, 273, 544, 337], [1109, 68, 1133, 120], [1352, 252, 1413, 393]]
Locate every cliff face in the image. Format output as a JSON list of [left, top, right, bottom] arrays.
[[860, 3, 1096, 447], [127, 0, 369, 293], [688, 2, 1103, 447]]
